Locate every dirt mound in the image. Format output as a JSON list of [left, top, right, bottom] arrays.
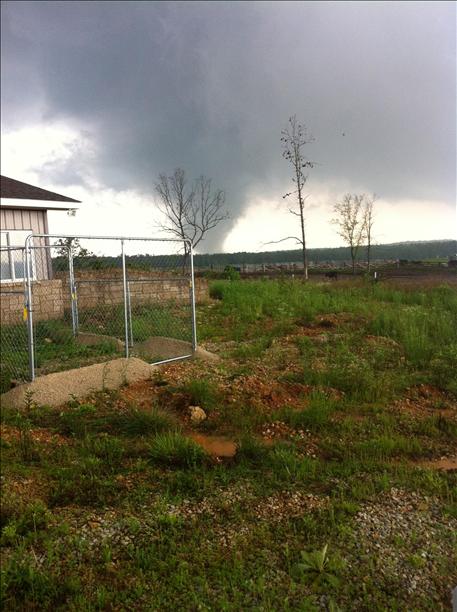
[[75, 332, 125, 352], [229, 375, 312, 411], [1, 358, 157, 409], [133, 336, 220, 363], [392, 385, 456, 419]]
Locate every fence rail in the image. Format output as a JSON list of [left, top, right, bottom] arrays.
[[0, 234, 197, 392]]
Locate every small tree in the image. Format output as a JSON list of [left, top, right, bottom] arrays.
[[363, 194, 377, 272], [54, 237, 93, 259], [154, 169, 228, 256], [276, 116, 315, 280], [332, 194, 367, 274]]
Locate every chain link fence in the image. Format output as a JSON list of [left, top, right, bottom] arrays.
[[0, 234, 197, 392], [122, 239, 194, 364], [0, 247, 29, 389]]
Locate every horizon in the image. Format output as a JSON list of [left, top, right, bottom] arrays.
[[196, 238, 457, 258]]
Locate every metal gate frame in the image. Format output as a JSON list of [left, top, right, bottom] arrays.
[[1, 242, 74, 382], [0, 246, 29, 384], [23, 233, 197, 380], [24, 241, 75, 380]]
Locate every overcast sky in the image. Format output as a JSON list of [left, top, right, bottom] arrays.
[[1, 1, 456, 253]]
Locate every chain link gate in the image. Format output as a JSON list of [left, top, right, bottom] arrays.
[[122, 238, 195, 364], [1, 235, 197, 390], [25, 241, 79, 379], [17, 234, 196, 383], [0, 246, 29, 390]]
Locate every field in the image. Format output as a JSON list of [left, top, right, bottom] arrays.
[[1, 279, 456, 610]]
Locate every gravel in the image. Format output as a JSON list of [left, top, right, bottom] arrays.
[[348, 488, 457, 608]]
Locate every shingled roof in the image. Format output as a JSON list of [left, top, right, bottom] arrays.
[[0, 176, 81, 203]]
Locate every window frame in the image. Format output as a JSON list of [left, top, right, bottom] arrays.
[[0, 231, 35, 283]]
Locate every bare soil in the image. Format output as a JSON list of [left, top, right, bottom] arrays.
[[188, 433, 237, 458], [418, 457, 457, 472]]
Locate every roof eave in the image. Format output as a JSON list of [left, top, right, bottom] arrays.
[[0, 198, 80, 211]]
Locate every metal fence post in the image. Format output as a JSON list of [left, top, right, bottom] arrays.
[[121, 239, 129, 358], [24, 242, 35, 381], [68, 248, 79, 335], [127, 281, 133, 348], [189, 241, 198, 353]]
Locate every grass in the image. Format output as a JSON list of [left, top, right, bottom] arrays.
[[352, 435, 424, 460], [149, 432, 208, 468], [178, 378, 220, 411], [1, 278, 456, 610], [277, 391, 338, 431], [78, 301, 192, 343]]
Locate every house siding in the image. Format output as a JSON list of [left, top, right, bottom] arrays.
[[1, 208, 50, 279], [1, 207, 47, 236]]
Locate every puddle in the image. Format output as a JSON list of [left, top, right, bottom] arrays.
[[419, 457, 457, 472], [188, 433, 237, 458]]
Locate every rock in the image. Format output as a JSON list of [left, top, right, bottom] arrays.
[[189, 406, 207, 423], [195, 346, 221, 362], [313, 334, 329, 344], [44, 337, 53, 344]]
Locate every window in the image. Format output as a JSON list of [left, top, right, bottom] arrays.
[[0, 231, 34, 282]]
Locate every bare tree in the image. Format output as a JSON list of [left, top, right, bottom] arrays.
[[275, 115, 315, 279], [332, 194, 367, 274], [154, 169, 228, 256], [363, 194, 377, 272]]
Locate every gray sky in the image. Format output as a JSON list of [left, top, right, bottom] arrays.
[[1, 1, 456, 252]]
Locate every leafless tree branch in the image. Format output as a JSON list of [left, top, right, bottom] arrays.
[[362, 194, 377, 272], [154, 169, 229, 255], [262, 236, 304, 247], [280, 115, 315, 279]]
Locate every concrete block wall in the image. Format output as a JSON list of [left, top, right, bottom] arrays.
[[0, 271, 208, 326], [56, 269, 209, 309], [0, 280, 63, 325]]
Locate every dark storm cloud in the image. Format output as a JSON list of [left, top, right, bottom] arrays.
[[1, 1, 455, 249]]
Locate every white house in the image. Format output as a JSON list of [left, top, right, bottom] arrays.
[[0, 176, 80, 281]]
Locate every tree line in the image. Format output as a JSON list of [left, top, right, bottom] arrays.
[[53, 239, 456, 272]]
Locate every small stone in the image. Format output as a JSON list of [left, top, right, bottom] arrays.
[[189, 405, 207, 423], [313, 334, 329, 344]]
